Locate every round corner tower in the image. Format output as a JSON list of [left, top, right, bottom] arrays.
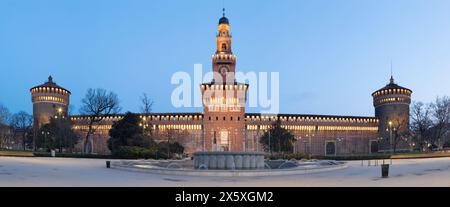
[[30, 76, 71, 131], [372, 76, 412, 152]]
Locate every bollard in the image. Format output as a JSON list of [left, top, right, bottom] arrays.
[[381, 164, 389, 178], [106, 161, 111, 168]]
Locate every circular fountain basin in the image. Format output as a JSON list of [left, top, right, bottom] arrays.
[[109, 159, 348, 177], [193, 151, 266, 170]]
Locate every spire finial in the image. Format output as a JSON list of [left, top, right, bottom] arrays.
[[48, 75, 53, 83], [222, 0, 226, 17], [389, 60, 395, 84]]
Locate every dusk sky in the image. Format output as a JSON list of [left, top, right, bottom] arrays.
[[1, 0, 450, 116]]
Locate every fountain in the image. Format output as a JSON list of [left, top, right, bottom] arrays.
[[108, 157, 347, 176], [107, 153, 347, 177], [193, 151, 266, 170]]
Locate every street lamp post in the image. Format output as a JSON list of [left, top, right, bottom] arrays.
[[308, 135, 314, 156], [306, 130, 314, 158], [336, 138, 343, 155], [268, 129, 271, 155], [376, 137, 383, 153], [41, 131, 50, 152], [56, 107, 64, 152], [293, 137, 301, 154], [386, 121, 393, 153], [303, 140, 308, 158]]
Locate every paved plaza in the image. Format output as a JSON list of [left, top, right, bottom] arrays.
[[1, 157, 450, 187]]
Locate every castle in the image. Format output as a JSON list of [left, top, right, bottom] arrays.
[[30, 13, 412, 156]]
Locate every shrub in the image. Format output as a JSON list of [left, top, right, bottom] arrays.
[[33, 152, 112, 159], [266, 153, 310, 160], [111, 146, 158, 159]]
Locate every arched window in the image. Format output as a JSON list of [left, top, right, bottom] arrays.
[[222, 43, 227, 50]]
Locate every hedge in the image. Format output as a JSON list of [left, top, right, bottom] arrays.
[[111, 146, 159, 159], [33, 152, 113, 159]]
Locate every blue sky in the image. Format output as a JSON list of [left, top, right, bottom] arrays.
[[1, 0, 450, 116]]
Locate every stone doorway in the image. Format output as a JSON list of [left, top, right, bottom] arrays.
[[325, 141, 336, 156], [370, 140, 379, 153]]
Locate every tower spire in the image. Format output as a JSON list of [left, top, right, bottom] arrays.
[[222, 0, 226, 17], [390, 60, 395, 84]]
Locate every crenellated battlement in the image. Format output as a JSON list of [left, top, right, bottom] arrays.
[[30, 86, 71, 96], [212, 54, 237, 62], [244, 114, 379, 124], [201, 83, 248, 91]]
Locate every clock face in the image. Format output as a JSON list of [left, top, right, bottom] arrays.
[[219, 66, 229, 75]]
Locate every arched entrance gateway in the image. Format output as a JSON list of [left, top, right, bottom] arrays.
[[219, 130, 230, 151]]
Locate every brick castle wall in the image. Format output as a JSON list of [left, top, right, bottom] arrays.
[[71, 113, 379, 156]]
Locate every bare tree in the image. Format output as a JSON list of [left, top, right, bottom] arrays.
[[140, 93, 154, 114], [0, 104, 10, 125], [79, 88, 120, 154], [410, 101, 433, 151], [429, 96, 450, 149], [10, 111, 33, 150], [0, 104, 11, 149], [140, 93, 154, 136], [391, 119, 410, 153]]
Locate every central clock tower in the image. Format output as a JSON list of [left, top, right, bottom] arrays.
[[212, 10, 236, 84], [201, 10, 248, 152]]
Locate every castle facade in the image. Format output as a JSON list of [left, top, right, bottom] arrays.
[[30, 13, 412, 156]]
